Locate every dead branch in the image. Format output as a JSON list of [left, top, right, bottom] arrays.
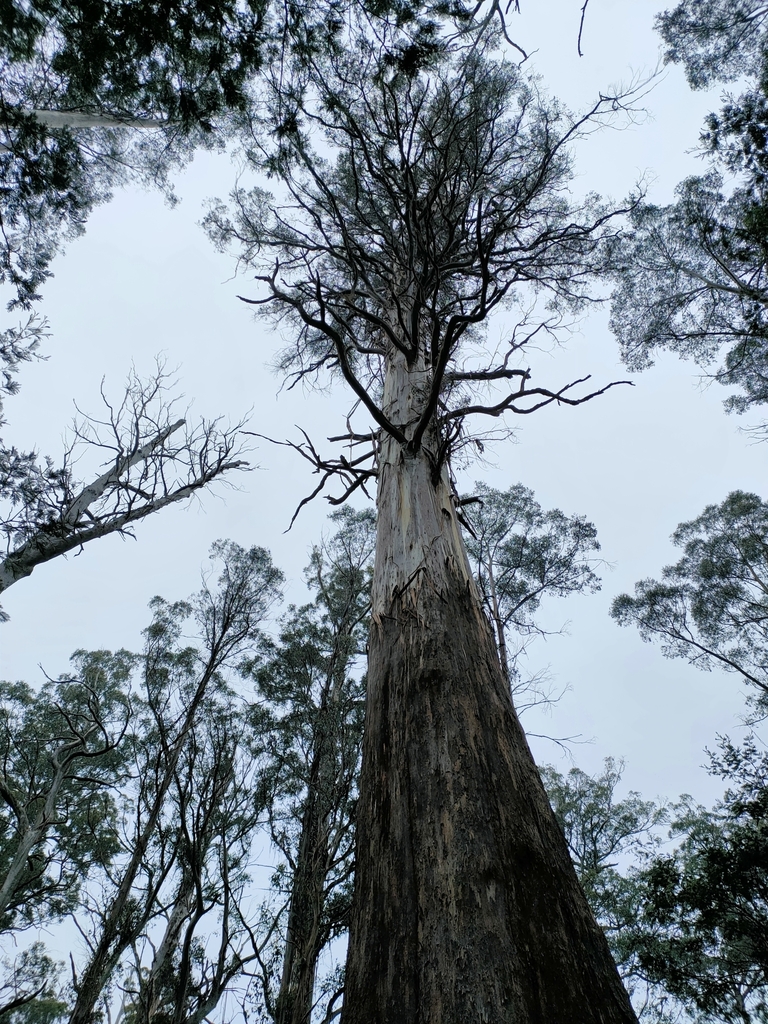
[[245, 428, 378, 529], [0, 362, 249, 604]]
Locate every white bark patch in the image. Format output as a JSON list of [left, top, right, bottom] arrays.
[[372, 348, 476, 616]]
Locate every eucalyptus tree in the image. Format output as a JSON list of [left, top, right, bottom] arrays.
[[207, 24, 640, 1023], [611, 490, 768, 716], [608, 0, 768, 429], [0, 655, 131, 933], [120, 696, 272, 1024], [250, 507, 374, 1024], [0, 0, 497, 621], [67, 540, 282, 1024], [541, 740, 768, 1024], [630, 734, 768, 1024], [462, 480, 602, 687], [0, 355, 249, 620], [0, 653, 131, 1019], [540, 761, 673, 1021]]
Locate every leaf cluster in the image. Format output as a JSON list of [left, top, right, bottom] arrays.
[[629, 736, 768, 1024], [609, 0, 768, 425], [611, 490, 768, 714]]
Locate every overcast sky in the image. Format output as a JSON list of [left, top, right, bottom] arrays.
[[2, 0, 764, 816]]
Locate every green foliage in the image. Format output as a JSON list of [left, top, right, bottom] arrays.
[[0, 651, 132, 929], [0, 0, 488, 308], [630, 735, 768, 1023], [0, 943, 68, 1024], [541, 759, 672, 1020], [0, 538, 283, 1024], [611, 491, 768, 712], [542, 737, 768, 1024], [83, 539, 283, 1024], [655, 0, 768, 88], [609, 174, 768, 410], [461, 481, 601, 705], [608, 0, 768, 424], [247, 507, 374, 1021], [206, 31, 631, 488], [463, 481, 601, 636], [0, 0, 266, 306]]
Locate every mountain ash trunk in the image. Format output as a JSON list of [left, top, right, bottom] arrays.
[[342, 349, 637, 1024]]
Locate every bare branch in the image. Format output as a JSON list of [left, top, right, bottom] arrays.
[[0, 363, 250, 604], [245, 429, 377, 529]]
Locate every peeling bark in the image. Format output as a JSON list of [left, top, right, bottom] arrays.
[[342, 350, 637, 1023]]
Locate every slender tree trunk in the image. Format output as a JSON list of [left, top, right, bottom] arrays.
[[342, 349, 638, 1024], [277, 655, 352, 1024], [0, 741, 87, 918], [136, 878, 196, 1024], [485, 554, 511, 684], [68, 663, 216, 1024], [275, 785, 325, 1024]]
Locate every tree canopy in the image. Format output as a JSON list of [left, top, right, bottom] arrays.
[[608, 0, 768, 429], [206, 28, 633, 499], [611, 490, 768, 715], [0, 0, 491, 308]]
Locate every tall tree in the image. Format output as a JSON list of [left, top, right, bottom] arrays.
[[540, 760, 673, 1021], [607, 0, 768, 429], [611, 490, 768, 716], [207, 24, 639, 1023], [540, 745, 768, 1024], [0, 655, 130, 934], [67, 540, 282, 1024], [0, 653, 131, 1020], [251, 507, 374, 1024], [629, 734, 768, 1024]]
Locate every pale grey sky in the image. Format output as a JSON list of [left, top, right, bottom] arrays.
[[2, 0, 763, 816]]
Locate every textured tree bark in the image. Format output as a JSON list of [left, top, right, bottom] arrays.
[[342, 350, 638, 1024]]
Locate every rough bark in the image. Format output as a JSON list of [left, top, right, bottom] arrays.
[[342, 351, 638, 1024]]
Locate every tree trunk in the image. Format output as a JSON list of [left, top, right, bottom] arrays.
[[277, 647, 353, 1024], [275, 787, 325, 1024], [342, 349, 638, 1024], [136, 878, 196, 1023]]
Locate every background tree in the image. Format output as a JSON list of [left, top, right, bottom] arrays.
[[540, 742, 768, 1024], [65, 540, 282, 1024], [0, 349, 249, 619], [611, 490, 768, 717], [462, 480, 602, 694], [0, 653, 132, 1020], [118, 694, 272, 1024], [607, 0, 768, 431], [207, 23, 640, 1023], [249, 507, 374, 1024], [628, 734, 768, 1024], [540, 760, 674, 1022]]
